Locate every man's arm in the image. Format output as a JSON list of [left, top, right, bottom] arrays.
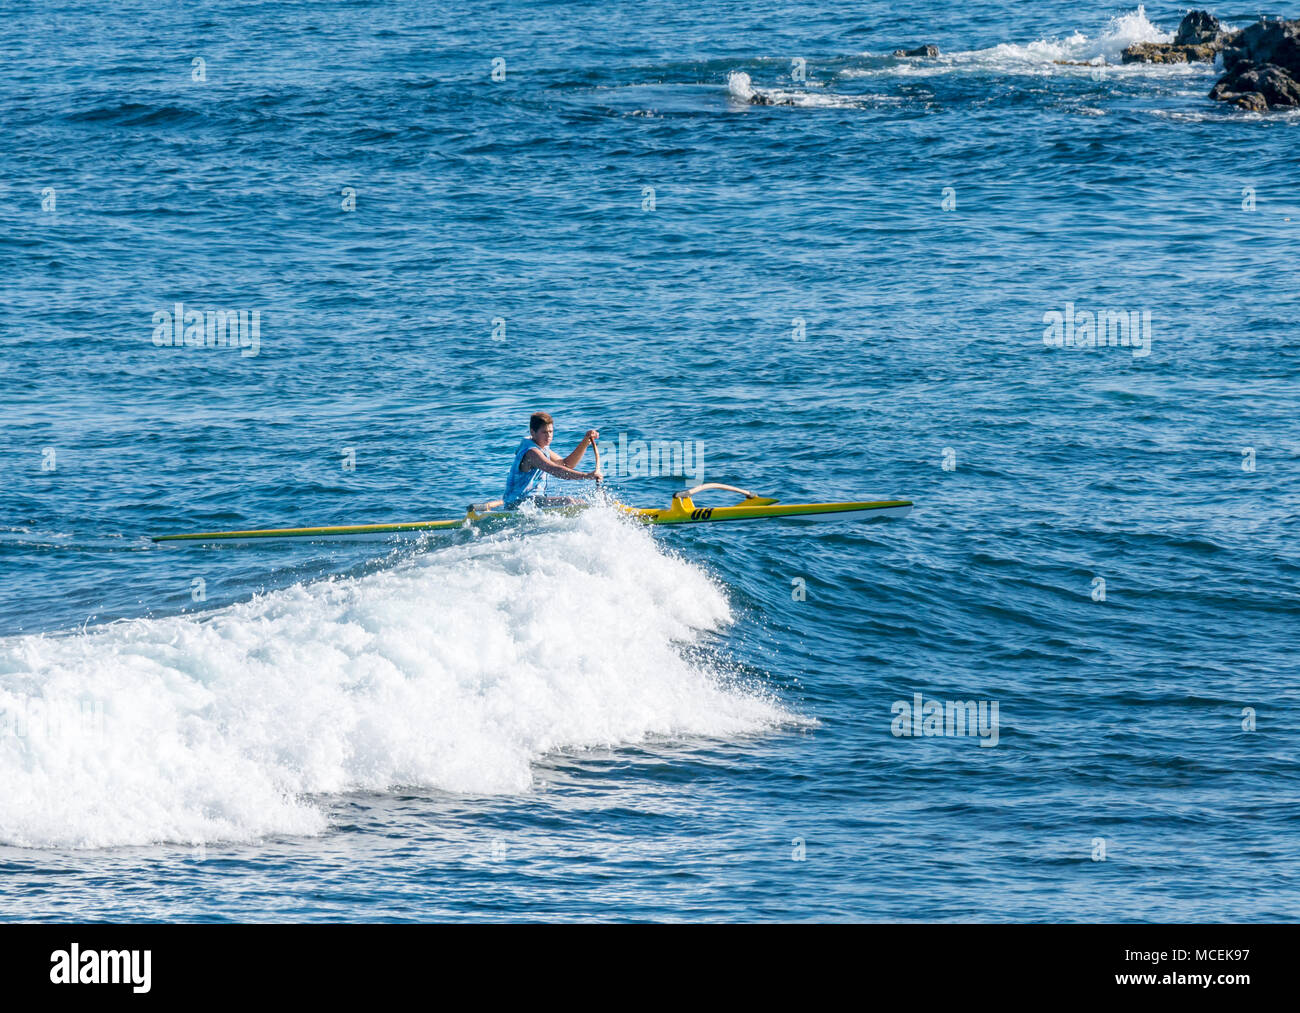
[[559, 429, 599, 469], [522, 448, 599, 482]]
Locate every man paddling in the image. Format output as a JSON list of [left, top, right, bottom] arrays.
[[503, 412, 603, 507]]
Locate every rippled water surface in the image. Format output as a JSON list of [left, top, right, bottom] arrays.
[[1, 1, 1297, 921]]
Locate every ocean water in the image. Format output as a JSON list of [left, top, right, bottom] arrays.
[[1, 1, 1297, 921]]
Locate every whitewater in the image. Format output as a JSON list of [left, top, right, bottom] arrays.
[[0, 511, 789, 849]]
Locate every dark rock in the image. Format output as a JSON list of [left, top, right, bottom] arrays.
[[892, 44, 939, 57], [1228, 90, 1268, 111], [1174, 11, 1224, 46], [1221, 18, 1300, 76], [1209, 17, 1300, 110], [1211, 62, 1300, 107], [1121, 42, 1219, 64], [1124, 11, 1240, 63]]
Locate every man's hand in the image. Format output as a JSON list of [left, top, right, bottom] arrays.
[[590, 466, 604, 482], [556, 430, 603, 473]]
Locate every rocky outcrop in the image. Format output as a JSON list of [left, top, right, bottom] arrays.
[[1117, 10, 1300, 110], [1121, 41, 1218, 63], [892, 45, 939, 58], [1219, 18, 1300, 74], [1211, 17, 1300, 109], [1122, 11, 1234, 63], [1174, 10, 1226, 45], [1211, 60, 1300, 108]]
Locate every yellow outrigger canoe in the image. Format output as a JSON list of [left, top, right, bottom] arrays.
[[151, 484, 913, 544]]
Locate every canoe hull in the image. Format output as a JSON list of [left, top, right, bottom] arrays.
[[151, 500, 913, 544], [631, 501, 913, 525]]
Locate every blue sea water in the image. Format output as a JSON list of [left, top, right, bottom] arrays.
[[1, 0, 1298, 921]]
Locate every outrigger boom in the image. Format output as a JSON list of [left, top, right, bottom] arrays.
[[150, 483, 913, 544]]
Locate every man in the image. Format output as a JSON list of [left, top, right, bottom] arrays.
[[503, 412, 603, 507]]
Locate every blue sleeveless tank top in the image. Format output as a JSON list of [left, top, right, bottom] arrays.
[[504, 438, 551, 505]]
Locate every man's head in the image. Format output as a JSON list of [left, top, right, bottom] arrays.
[[529, 411, 554, 447]]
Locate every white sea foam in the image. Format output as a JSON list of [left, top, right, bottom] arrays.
[[0, 509, 790, 848], [843, 6, 1188, 78], [967, 6, 1171, 67], [727, 70, 758, 103], [727, 70, 867, 108]]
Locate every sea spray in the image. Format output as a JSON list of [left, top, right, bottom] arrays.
[[0, 509, 791, 849], [841, 6, 1175, 75]]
